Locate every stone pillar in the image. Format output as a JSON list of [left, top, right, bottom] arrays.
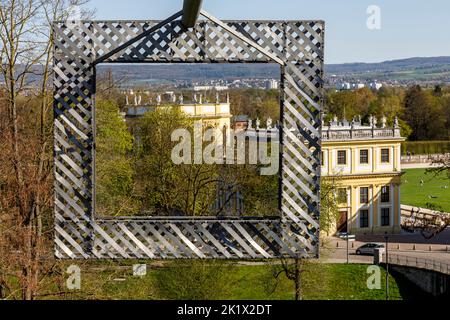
[[350, 186, 358, 233], [394, 183, 401, 230], [328, 149, 333, 175], [372, 184, 379, 230], [372, 147, 377, 173], [351, 148, 356, 174]]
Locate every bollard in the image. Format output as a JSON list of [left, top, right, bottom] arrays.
[[336, 242, 339, 248], [429, 245, 432, 251], [413, 245, 416, 250], [397, 244, 400, 250]]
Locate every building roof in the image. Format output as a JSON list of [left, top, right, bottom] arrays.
[[322, 116, 404, 142], [234, 115, 249, 122]]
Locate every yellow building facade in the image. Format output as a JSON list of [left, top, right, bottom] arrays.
[[125, 92, 232, 131], [321, 117, 405, 235]]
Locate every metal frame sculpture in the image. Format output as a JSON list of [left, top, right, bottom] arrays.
[[53, 5, 324, 259]]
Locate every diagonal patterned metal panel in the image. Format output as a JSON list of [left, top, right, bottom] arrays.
[[53, 14, 324, 259]]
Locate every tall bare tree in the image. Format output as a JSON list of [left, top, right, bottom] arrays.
[[269, 177, 340, 300], [0, 0, 93, 300]]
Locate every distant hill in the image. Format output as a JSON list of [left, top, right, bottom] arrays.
[[326, 56, 450, 74], [325, 56, 450, 84], [97, 64, 280, 82], [96, 56, 450, 85], [12, 56, 450, 86]]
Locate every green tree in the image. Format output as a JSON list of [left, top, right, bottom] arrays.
[[404, 85, 447, 141], [320, 177, 341, 236], [135, 107, 220, 216], [326, 88, 377, 120], [96, 99, 138, 216], [229, 88, 280, 122]]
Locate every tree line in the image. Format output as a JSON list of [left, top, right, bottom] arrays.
[[325, 85, 450, 141]]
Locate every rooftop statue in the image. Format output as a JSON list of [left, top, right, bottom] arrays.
[[381, 115, 387, 128], [267, 117, 273, 129]]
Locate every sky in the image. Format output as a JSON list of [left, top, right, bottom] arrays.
[[86, 0, 450, 64]]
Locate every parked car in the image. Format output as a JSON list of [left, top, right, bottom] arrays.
[[355, 243, 385, 256], [337, 232, 356, 240]]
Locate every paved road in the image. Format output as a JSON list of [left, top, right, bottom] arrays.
[[322, 230, 450, 265], [401, 163, 440, 169], [356, 228, 450, 246], [322, 247, 450, 265]]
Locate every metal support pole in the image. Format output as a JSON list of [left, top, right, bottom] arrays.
[[182, 0, 203, 28], [346, 212, 349, 264], [385, 234, 389, 300]]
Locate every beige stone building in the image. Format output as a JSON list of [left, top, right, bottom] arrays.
[[321, 116, 405, 235], [125, 92, 232, 132]]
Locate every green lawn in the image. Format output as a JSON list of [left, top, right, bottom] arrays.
[[35, 261, 426, 300], [401, 168, 450, 212]]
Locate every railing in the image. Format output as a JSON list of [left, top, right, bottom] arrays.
[[322, 127, 402, 141], [386, 253, 450, 275], [400, 204, 449, 232], [401, 153, 450, 163]]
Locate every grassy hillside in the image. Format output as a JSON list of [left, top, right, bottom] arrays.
[[401, 168, 450, 212], [33, 262, 427, 300]]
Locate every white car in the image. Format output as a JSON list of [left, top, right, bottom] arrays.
[[355, 243, 385, 256]]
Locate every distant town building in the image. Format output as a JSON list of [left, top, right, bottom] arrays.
[[336, 82, 352, 91], [193, 85, 229, 91], [265, 79, 279, 90], [369, 82, 383, 90], [336, 82, 383, 91]]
